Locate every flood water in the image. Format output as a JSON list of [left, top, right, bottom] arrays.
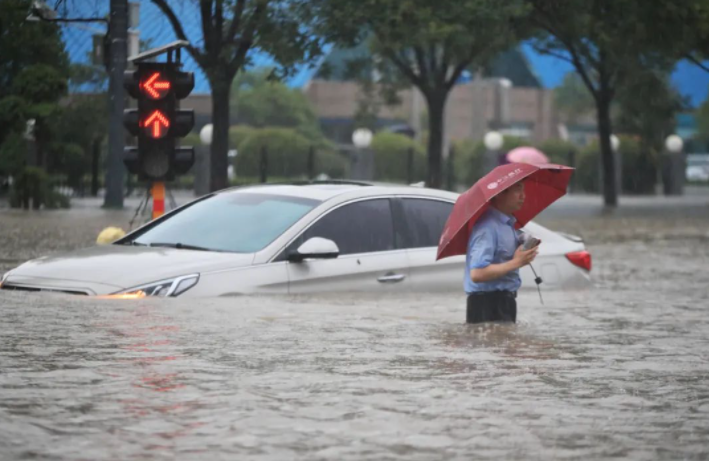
[[1, 194, 709, 460]]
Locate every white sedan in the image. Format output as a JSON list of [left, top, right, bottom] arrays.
[[0, 182, 591, 297]]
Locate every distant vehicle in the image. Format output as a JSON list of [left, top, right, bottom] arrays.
[[687, 154, 709, 182], [1, 182, 591, 297]]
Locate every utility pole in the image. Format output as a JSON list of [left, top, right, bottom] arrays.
[[104, 0, 128, 208]]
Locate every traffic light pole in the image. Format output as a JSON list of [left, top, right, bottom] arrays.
[[104, 0, 128, 209], [151, 182, 165, 220]]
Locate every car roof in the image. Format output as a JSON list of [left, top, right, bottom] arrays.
[[216, 181, 460, 202]]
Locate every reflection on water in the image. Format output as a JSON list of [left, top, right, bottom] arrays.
[[2, 269, 709, 460], [2, 204, 709, 459]]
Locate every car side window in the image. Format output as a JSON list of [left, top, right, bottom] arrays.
[[284, 199, 396, 257], [400, 198, 453, 249]]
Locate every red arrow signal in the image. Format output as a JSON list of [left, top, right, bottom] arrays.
[[140, 72, 171, 99], [141, 110, 170, 138]]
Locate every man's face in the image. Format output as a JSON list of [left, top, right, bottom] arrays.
[[496, 182, 525, 213]]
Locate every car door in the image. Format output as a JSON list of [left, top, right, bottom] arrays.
[[281, 198, 410, 293], [394, 197, 464, 292]]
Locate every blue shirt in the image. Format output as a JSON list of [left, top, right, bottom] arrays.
[[464, 207, 522, 294]]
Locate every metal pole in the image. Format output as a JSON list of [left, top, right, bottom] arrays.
[[91, 138, 100, 197], [307, 146, 315, 179], [151, 181, 165, 220], [104, 0, 127, 208], [407, 147, 414, 184], [567, 149, 576, 193], [260, 146, 268, 183], [447, 145, 455, 191]]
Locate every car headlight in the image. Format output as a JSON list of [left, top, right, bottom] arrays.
[[108, 274, 200, 298]]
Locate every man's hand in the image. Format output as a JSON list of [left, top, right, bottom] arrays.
[[512, 244, 539, 269], [469, 241, 541, 283]]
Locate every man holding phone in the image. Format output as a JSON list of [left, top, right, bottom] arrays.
[[465, 181, 539, 324]]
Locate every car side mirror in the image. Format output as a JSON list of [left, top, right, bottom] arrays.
[[287, 237, 339, 263]]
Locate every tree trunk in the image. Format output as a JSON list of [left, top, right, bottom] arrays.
[[91, 138, 100, 197], [596, 92, 618, 207], [425, 92, 447, 189], [209, 78, 232, 192]]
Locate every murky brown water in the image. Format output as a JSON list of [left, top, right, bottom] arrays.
[[1, 194, 709, 460]]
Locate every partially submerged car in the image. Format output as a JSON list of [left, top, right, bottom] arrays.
[[1, 182, 591, 297]]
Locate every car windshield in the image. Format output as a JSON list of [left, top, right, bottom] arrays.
[[131, 192, 320, 253]]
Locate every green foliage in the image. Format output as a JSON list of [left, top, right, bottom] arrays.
[[9, 166, 69, 209], [528, 0, 686, 204], [230, 69, 328, 147], [453, 136, 528, 185], [697, 99, 709, 144], [614, 72, 686, 152], [574, 136, 658, 195], [536, 139, 577, 166], [154, 0, 324, 189], [11, 65, 67, 115], [0, 96, 27, 144], [0, 132, 26, 176], [49, 142, 86, 191], [554, 73, 595, 124], [235, 127, 346, 179], [0, 0, 69, 148], [229, 125, 258, 150], [452, 139, 484, 186], [617, 135, 658, 195], [182, 132, 201, 149], [370, 131, 425, 182], [575, 144, 600, 194], [39, 95, 107, 190], [308, 0, 529, 187]]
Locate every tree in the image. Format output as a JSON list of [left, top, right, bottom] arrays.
[[308, 0, 527, 188], [230, 69, 325, 144], [526, 0, 684, 206], [152, 0, 323, 192], [696, 96, 709, 145], [554, 73, 595, 124], [0, 0, 69, 153], [615, 72, 686, 153]]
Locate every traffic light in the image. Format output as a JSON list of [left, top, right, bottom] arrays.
[[123, 62, 195, 181]]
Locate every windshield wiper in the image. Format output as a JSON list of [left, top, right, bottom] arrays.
[[118, 240, 147, 246], [148, 242, 214, 252]]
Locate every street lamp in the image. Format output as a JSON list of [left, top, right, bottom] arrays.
[[483, 131, 503, 174], [600, 134, 622, 198], [663, 134, 685, 196], [483, 131, 503, 151], [195, 124, 213, 196], [352, 128, 373, 149], [199, 123, 213, 146], [665, 134, 683, 154], [610, 134, 620, 153], [351, 128, 374, 180]]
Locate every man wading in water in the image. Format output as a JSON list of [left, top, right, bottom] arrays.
[[465, 182, 539, 323]]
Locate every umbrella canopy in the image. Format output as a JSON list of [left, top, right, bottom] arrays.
[[506, 147, 550, 165], [437, 162, 574, 261]]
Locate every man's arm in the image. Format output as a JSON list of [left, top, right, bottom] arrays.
[[470, 245, 538, 283]]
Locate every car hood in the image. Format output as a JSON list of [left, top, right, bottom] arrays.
[[5, 244, 254, 293]]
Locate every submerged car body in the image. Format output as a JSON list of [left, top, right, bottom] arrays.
[[1, 182, 591, 297]]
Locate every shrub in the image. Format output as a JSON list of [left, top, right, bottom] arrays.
[[574, 136, 658, 194], [370, 131, 426, 183], [235, 127, 346, 179], [618, 135, 658, 195], [453, 136, 528, 186], [9, 167, 70, 209]]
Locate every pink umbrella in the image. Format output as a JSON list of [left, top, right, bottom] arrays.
[[506, 147, 549, 165]]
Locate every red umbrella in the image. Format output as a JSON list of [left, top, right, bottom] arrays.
[[437, 162, 574, 261]]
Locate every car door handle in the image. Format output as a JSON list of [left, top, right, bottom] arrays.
[[377, 273, 406, 283]]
